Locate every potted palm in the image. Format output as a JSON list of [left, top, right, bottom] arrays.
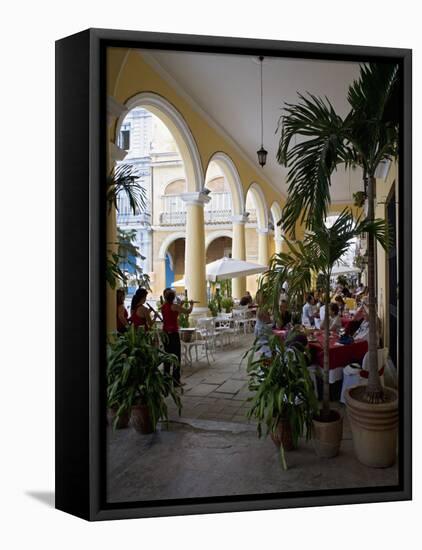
[[245, 334, 318, 470], [107, 325, 182, 433], [260, 210, 390, 457], [221, 296, 234, 313], [276, 62, 399, 466]]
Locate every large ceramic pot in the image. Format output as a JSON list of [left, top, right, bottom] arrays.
[[312, 410, 343, 458], [345, 385, 398, 468], [270, 418, 294, 451], [107, 407, 130, 429], [131, 403, 154, 434]]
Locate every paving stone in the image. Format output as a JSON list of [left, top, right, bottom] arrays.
[[185, 383, 220, 397], [213, 379, 246, 395]]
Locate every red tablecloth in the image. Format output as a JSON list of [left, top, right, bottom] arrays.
[[308, 332, 368, 370], [341, 316, 354, 331], [272, 329, 287, 340]]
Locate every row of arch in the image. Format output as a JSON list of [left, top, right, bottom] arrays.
[[115, 91, 283, 239]]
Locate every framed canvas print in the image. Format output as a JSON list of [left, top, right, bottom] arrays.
[[55, 28, 412, 521]]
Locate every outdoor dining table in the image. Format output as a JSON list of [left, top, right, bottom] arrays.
[[308, 331, 368, 383], [272, 328, 368, 384]]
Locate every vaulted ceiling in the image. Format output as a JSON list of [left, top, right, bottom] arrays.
[[142, 49, 365, 203]]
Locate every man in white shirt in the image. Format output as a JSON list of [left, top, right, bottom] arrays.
[[302, 294, 315, 327]]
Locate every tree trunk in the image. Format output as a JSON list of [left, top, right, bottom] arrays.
[[364, 175, 384, 403], [322, 277, 331, 418]]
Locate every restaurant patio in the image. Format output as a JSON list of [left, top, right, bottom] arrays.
[[106, 49, 400, 501]]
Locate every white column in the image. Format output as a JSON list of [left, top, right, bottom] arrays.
[[181, 191, 211, 316], [257, 228, 270, 267], [274, 236, 283, 255], [231, 213, 248, 299]]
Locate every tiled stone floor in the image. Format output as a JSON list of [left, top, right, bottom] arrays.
[[107, 334, 398, 503], [166, 334, 256, 423]]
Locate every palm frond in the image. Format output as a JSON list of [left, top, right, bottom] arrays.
[[277, 93, 349, 231], [259, 209, 390, 323], [346, 63, 400, 175], [107, 164, 147, 215]]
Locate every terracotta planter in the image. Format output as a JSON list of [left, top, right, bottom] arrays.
[[131, 403, 154, 434], [180, 329, 195, 343], [270, 418, 295, 451], [345, 385, 398, 468], [312, 410, 343, 458], [107, 407, 130, 429]]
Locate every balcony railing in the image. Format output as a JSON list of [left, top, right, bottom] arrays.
[[116, 195, 152, 225], [159, 207, 258, 226], [159, 211, 187, 225]]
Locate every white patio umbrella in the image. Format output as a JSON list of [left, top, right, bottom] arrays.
[[331, 265, 361, 275], [205, 257, 267, 282], [171, 257, 267, 287], [172, 278, 186, 287]]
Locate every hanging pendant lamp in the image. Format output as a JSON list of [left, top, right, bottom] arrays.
[[257, 55, 267, 167]]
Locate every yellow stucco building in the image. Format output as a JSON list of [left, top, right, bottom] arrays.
[[106, 46, 398, 366]]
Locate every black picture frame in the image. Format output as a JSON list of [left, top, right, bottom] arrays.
[[55, 28, 412, 521]]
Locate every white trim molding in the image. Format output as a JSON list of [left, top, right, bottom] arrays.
[[115, 92, 204, 192], [140, 51, 286, 201], [157, 231, 186, 260], [109, 142, 127, 162], [107, 96, 128, 128], [231, 212, 250, 224], [205, 230, 233, 249], [180, 191, 212, 207], [246, 182, 269, 229], [207, 151, 245, 215]]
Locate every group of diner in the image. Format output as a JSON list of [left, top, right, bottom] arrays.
[[115, 278, 375, 387]]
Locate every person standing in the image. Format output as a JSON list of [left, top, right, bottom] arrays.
[[161, 289, 193, 384], [301, 294, 315, 327], [129, 288, 153, 330], [116, 288, 129, 333]]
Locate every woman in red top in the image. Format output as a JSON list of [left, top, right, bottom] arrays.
[[130, 288, 153, 330], [161, 289, 193, 384], [116, 288, 129, 333]]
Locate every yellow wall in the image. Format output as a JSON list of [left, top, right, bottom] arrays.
[[375, 162, 398, 350], [108, 48, 283, 210]]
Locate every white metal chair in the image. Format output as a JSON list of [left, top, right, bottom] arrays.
[[215, 313, 239, 345], [181, 330, 212, 367], [232, 307, 249, 335]]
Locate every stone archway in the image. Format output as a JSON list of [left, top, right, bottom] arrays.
[[115, 92, 204, 192]]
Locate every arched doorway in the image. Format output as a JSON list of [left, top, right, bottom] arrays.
[[206, 236, 233, 263], [166, 238, 186, 290]]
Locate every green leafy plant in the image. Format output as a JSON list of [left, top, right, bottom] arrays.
[[259, 210, 390, 420], [244, 334, 318, 470], [208, 299, 219, 317], [107, 325, 182, 431], [221, 296, 234, 313], [106, 164, 148, 290], [116, 228, 151, 291], [277, 62, 398, 403], [353, 191, 367, 208], [106, 164, 147, 215], [336, 274, 349, 287]]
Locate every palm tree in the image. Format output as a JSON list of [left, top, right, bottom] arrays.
[[277, 63, 399, 403], [106, 163, 147, 214], [260, 210, 390, 419], [106, 164, 147, 289]]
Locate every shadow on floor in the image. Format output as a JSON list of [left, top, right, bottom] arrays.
[[25, 491, 55, 508]]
